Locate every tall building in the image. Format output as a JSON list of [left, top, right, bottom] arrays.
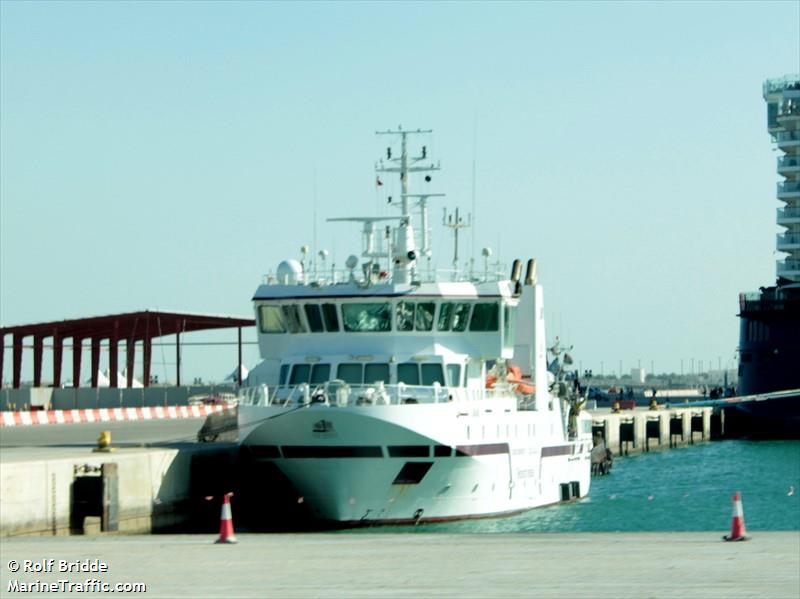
[[737, 74, 800, 400], [767, 75, 800, 284]]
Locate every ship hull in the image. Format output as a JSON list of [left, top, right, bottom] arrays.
[[736, 290, 800, 438], [238, 401, 592, 524]]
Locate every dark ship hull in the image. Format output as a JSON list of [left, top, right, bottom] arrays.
[[736, 288, 800, 438]]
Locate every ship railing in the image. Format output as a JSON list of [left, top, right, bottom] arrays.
[[248, 381, 519, 407], [260, 265, 511, 287]]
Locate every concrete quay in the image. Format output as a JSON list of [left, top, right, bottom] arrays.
[[0, 443, 236, 537], [1, 532, 798, 598], [589, 406, 714, 458]]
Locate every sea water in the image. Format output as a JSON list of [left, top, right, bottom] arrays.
[[350, 440, 800, 533]]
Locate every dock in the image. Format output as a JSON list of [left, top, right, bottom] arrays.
[[1, 532, 798, 598], [1, 404, 718, 537], [589, 405, 714, 458]]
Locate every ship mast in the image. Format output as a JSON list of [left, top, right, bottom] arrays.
[[375, 127, 442, 281]]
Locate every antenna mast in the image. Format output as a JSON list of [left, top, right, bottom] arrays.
[[442, 207, 471, 280], [375, 126, 439, 217]]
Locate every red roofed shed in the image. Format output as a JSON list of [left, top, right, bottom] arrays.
[[0, 311, 255, 389]]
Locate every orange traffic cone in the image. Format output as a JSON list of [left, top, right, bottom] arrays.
[[723, 491, 748, 541], [208, 492, 238, 544]]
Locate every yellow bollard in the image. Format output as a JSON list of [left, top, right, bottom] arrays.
[[93, 430, 116, 453], [649, 399, 659, 411], [612, 401, 621, 414]]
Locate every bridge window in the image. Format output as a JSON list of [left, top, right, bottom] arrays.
[[310, 364, 331, 385], [452, 303, 471, 332], [397, 363, 420, 385], [470, 302, 499, 331], [279, 364, 290, 386], [396, 301, 435, 332], [322, 303, 340, 332], [304, 305, 324, 333], [437, 302, 471, 331], [289, 364, 311, 385], [415, 302, 435, 331], [342, 303, 391, 332], [437, 303, 453, 331], [282, 305, 307, 333], [421, 363, 445, 386], [396, 302, 415, 331], [365, 363, 390, 384], [446, 364, 462, 387], [258, 305, 286, 333], [337, 363, 363, 384]]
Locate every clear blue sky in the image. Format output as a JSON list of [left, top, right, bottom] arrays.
[[1, 1, 799, 383]]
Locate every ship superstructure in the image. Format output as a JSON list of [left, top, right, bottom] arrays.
[[237, 128, 592, 524]]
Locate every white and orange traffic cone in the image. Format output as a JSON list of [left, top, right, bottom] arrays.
[[723, 491, 749, 542], [207, 492, 238, 544]]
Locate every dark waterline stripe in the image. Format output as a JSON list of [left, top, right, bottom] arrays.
[[282, 445, 383, 458], [388, 445, 430, 457]]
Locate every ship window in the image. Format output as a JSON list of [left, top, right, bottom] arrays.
[[322, 303, 340, 332], [452, 303, 472, 332], [470, 302, 499, 331], [310, 364, 331, 385], [392, 462, 433, 485], [342, 303, 391, 332], [396, 301, 415, 331], [282, 305, 307, 333], [421, 363, 445, 386], [289, 364, 311, 385], [279, 364, 290, 386], [365, 363, 390, 384], [337, 363, 363, 384], [446, 364, 462, 387], [258, 305, 286, 334], [437, 302, 453, 331], [503, 304, 517, 349], [397, 363, 420, 385], [304, 304, 324, 333], [415, 302, 435, 331]]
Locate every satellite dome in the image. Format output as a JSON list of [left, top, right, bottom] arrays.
[[276, 259, 304, 284]]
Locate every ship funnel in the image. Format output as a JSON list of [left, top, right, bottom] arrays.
[[510, 259, 522, 283], [525, 259, 537, 286]]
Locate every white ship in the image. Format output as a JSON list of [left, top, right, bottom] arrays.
[[238, 127, 592, 525]]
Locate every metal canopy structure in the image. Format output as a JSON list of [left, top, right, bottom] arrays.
[[0, 310, 255, 389]]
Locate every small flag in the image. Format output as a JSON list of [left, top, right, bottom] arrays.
[[376, 177, 383, 187]]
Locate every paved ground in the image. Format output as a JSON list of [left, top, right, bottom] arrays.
[[0, 419, 205, 450], [1, 532, 798, 598]]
